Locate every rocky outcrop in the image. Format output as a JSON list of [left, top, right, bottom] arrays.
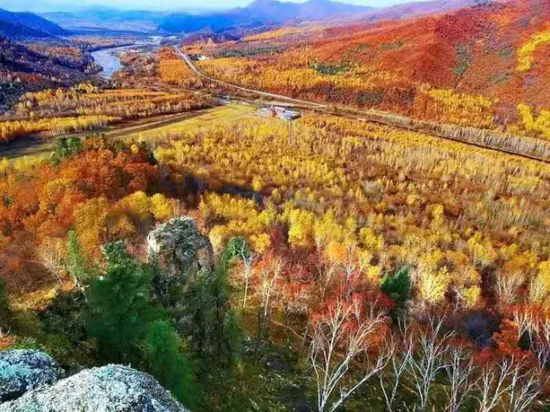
[[0, 350, 64, 403], [147, 217, 214, 278], [0, 364, 189, 412]]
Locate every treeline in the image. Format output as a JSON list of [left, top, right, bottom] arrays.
[[0, 115, 117, 143], [14, 83, 211, 120], [1, 82, 213, 143]]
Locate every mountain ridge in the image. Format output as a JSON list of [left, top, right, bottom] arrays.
[[0, 8, 69, 38], [160, 0, 375, 34], [0, 20, 55, 39]]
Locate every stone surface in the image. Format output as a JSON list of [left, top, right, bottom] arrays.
[[0, 350, 64, 403], [147, 217, 213, 278], [0, 365, 190, 412]]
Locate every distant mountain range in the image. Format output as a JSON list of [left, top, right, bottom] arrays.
[[0, 7, 69, 38], [12, 0, 497, 38], [0, 20, 53, 38], [160, 0, 375, 33], [42, 7, 169, 33], [40, 6, 224, 34]]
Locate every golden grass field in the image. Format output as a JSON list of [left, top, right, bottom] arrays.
[[124, 103, 256, 143]]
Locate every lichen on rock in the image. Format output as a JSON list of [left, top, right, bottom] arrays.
[[0, 350, 64, 403], [0, 364, 190, 412], [147, 216, 214, 280]]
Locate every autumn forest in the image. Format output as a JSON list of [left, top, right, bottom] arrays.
[[1, 0, 550, 411]]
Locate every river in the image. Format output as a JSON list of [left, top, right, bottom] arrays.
[[91, 38, 163, 79], [91, 45, 137, 79], [91, 48, 123, 79]]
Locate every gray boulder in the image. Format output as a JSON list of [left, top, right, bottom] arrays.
[[0, 365, 189, 412], [0, 350, 64, 403], [147, 217, 213, 278]]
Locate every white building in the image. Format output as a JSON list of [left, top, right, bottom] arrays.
[[256, 106, 300, 121]]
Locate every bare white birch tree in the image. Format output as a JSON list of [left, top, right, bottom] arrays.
[[444, 345, 478, 412], [258, 257, 283, 341], [318, 264, 338, 302], [241, 249, 257, 310], [405, 315, 453, 411], [309, 298, 389, 412], [378, 326, 413, 412], [476, 358, 515, 412], [512, 310, 537, 344], [528, 317, 550, 371], [476, 356, 545, 412], [495, 272, 524, 306], [507, 360, 544, 412], [37, 237, 67, 285]]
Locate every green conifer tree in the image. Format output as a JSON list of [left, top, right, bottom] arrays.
[[183, 237, 242, 366], [87, 242, 198, 408], [143, 319, 198, 408], [0, 279, 11, 328], [87, 242, 161, 364], [380, 266, 411, 307], [67, 230, 96, 295]]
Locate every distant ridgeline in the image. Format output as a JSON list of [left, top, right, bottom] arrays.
[[0, 8, 69, 39], [159, 0, 374, 34]]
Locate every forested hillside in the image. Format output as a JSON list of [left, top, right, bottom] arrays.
[[196, 0, 550, 140]]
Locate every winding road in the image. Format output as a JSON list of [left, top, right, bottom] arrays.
[[176, 47, 550, 165], [175, 48, 327, 109]]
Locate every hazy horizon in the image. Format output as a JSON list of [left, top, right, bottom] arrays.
[[1, 0, 432, 13]]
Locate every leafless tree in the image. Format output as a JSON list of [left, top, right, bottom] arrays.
[[309, 298, 389, 412], [476, 358, 515, 412], [36, 237, 67, 285], [512, 310, 537, 344], [405, 315, 453, 411], [444, 345, 478, 412], [257, 257, 283, 341], [534, 318, 550, 370], [495, 272, 524, 306], [512, 312, 550, 375], [241, 249, 257, 309], [318, 264, 338, 301], [506, 361, 543, 412], [379, 324, 413, 412]]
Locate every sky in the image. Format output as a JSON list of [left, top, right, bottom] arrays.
[[1, 0, 421, 13]]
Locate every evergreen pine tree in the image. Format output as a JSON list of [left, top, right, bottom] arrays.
[[143, 319, 198, 408], [87, 242, 162, 364], [87, 242, 198, 408], [0, 279, 11, 328], [51, 137, 83, 165], [183, 237, 242, 366], [380, 266, 411, 307]]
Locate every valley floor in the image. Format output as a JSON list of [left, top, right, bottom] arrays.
[[0, 104, 254, 161]]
